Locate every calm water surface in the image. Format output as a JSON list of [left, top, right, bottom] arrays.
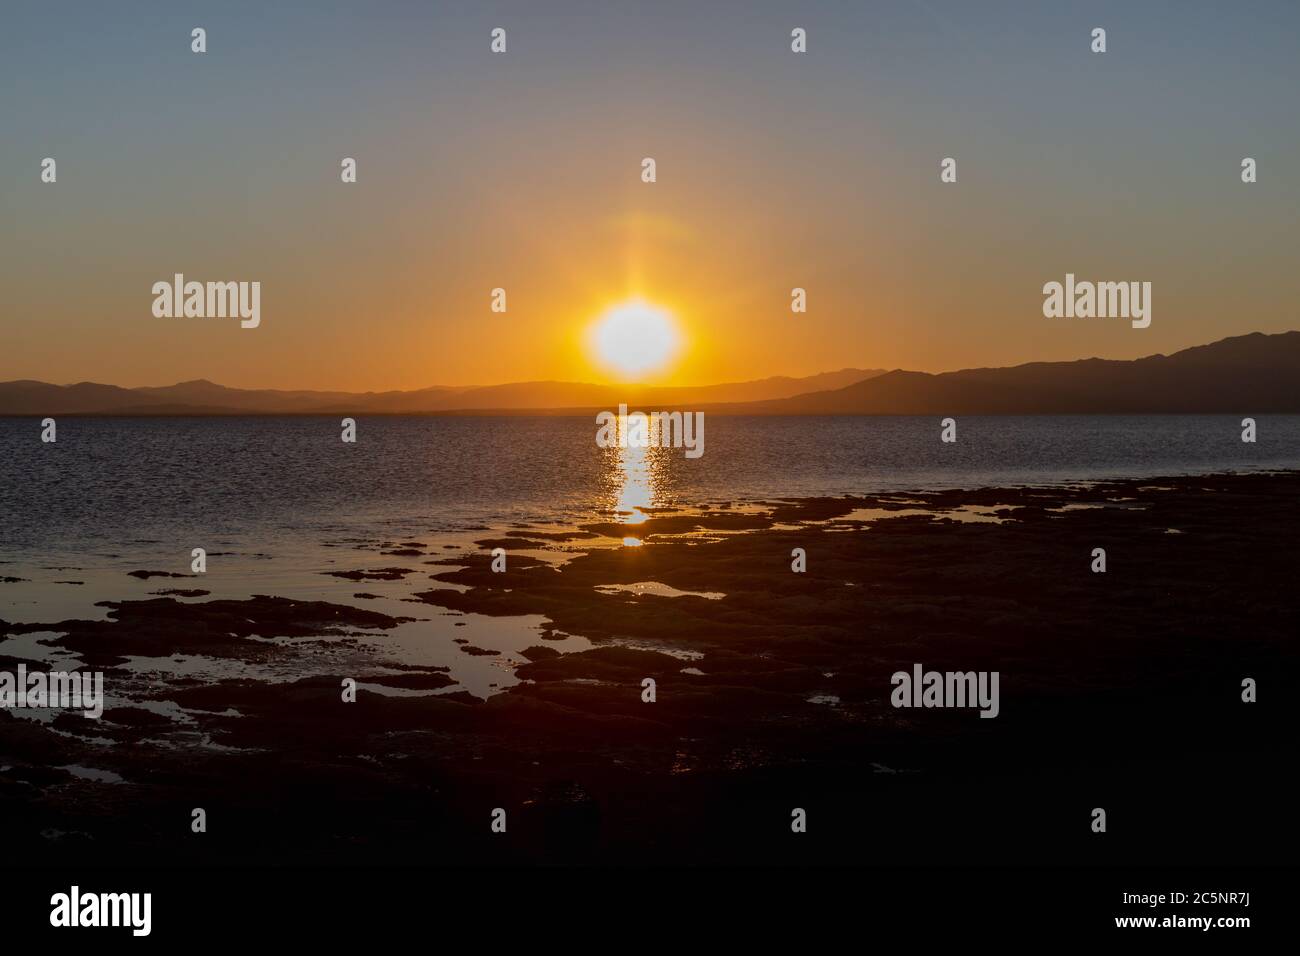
[[4, 414, 1297, 552], [2, 415, 1296, 698]]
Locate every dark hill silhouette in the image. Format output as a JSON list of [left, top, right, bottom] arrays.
[[727, 331, 1300, 415], [2, 333, 1296, 415], [0, 368, 883, 415]]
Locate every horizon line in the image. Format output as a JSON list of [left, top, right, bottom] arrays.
[[4, 329, 1293, 395]]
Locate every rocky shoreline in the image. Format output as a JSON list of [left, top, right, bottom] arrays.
[[2, 471, 1296, 865]]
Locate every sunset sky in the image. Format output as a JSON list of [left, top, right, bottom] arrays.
[[2, 0, 1298, 391]]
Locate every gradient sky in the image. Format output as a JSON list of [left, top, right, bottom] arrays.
[[2, 0, 1298, 390]]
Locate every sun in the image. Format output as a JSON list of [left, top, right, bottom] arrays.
[[589, 299, 680, 378]]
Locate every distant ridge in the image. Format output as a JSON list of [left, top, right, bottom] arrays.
[[726, 331, 1300, 415], [0, 368, 883, 416], [2, 333, 1298, 415]]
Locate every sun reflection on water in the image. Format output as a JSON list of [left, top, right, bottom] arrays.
[[604, 416, 668, 544]]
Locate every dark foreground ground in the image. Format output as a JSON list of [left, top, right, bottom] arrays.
[[2, 471, 1296, 866]]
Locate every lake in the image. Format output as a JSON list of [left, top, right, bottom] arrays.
[[4, 414, 1297, 555]]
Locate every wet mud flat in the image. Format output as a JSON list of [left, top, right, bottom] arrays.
[[2, 471, 1297, 865]]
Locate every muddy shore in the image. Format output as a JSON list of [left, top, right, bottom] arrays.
[[2, 471, 1296, 865]]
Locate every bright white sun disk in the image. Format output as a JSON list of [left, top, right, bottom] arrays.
[[592, 301, 679, 377]]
